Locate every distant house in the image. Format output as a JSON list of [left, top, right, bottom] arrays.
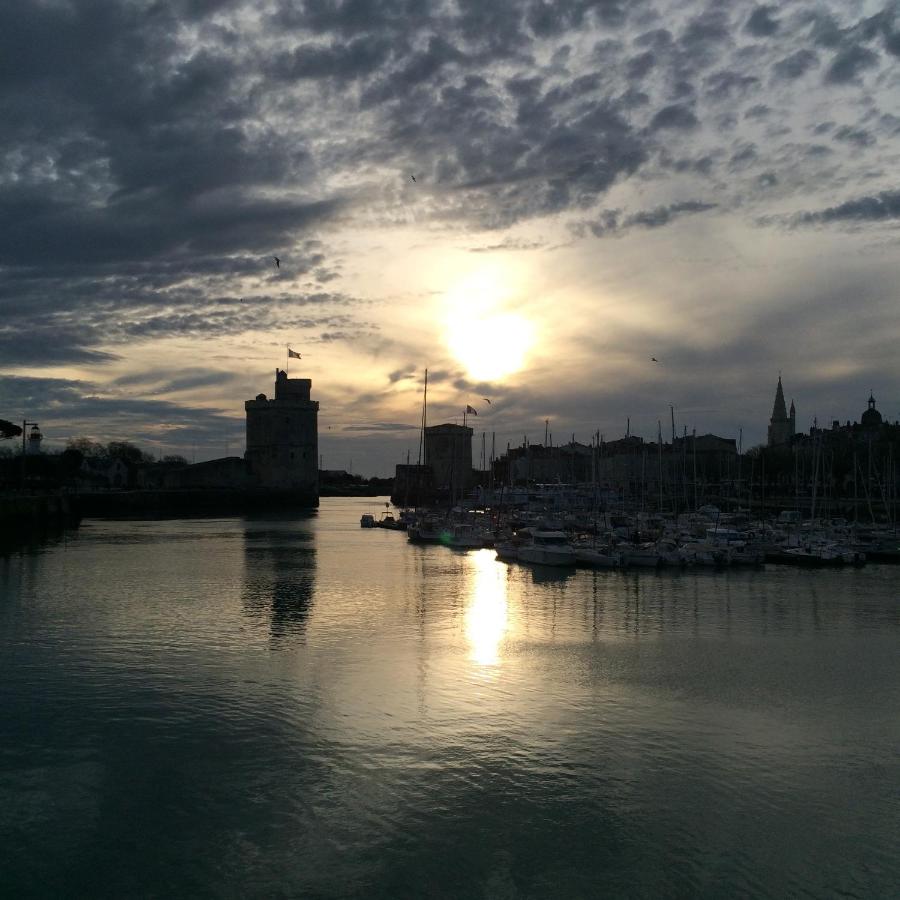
[[77, 457, 132, 490]]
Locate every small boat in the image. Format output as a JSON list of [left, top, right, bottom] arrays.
[[494, 540, 519, 561], [770, 546, 843, 567], [574, 543, 620, 568], [376, 511, 407, 530], [407, 517, 447, 544], [446, 523, 485, 550], [621, 543, 661, 568], [360, 514, 376, 528]]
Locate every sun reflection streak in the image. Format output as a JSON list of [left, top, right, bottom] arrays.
[[465, 550, 509, 667]]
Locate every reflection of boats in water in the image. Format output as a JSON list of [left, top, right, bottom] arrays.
[[517, 530, 577, 567], [530, 564, 575, 584]]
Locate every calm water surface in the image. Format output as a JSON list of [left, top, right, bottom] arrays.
[[1, 498, 898, 898]]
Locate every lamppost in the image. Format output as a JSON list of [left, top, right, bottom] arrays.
[[21, 420, 38, 490]]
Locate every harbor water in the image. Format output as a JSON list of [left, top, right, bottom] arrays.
[[1, 497, 898, 898]]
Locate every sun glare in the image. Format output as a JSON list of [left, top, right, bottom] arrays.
[[444, 264, 535, 382], [465, 549, 509, 667]]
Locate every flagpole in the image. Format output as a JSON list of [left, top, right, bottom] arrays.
[[286, 344, 289, 376]]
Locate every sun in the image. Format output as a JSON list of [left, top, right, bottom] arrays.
[[443, 264, 535, 382], [446, 312, 534, 382]]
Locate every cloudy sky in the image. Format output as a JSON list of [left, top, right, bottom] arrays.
[[2, 0, 899, 474]]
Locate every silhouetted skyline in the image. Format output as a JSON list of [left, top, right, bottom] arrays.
[[1, 1, 898, 475]]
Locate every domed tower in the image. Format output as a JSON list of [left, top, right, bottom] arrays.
[[861, 393, 883, 430], [25, 424, 43, 456]]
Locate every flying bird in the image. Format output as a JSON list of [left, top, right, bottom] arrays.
[[273, 256, 280, 268], [651, 357, 658, 362], [410, 174, 416, 183], [483, 398, 492, 405]]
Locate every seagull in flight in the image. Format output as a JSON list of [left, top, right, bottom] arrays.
[[410, 174, 416, 183], [651, 357, 659, 362], [273, 256, 280, 268]]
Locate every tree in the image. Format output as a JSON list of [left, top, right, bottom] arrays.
[[161, 455, 188, 466], [106, 441, 154, 465], [0, 419, 23, 441], [67, 437, 105, 457], [58, 448, 85, 480]]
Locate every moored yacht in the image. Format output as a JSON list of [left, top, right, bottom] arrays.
[[517, 530, 577, 567]]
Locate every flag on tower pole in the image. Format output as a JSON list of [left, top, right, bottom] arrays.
[[288, 348, 301, 359], [466, 405, 478, 415]]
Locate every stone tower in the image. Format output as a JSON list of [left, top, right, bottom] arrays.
[[767, 376, 795, 447], [244, 370, 319, 504], [425, 423, 473, 499]]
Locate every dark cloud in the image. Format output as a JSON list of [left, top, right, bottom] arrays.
[[387, 368, 417, 383], [786, 190, 900, 226], [0, 375, 243, 452], [341, 422, 419, 432], [744, 104, 771, 120], [468, 237, 547, 253], [825, 45, 879, 83], [577, 200, 717, 237], [745, 5, 779, 37], [267, 35, 395, 83], [704, 70, 760, 101], [649, 104, 699, 131], [773, 49, 819, 80], [729, 142, 758, 170], [832, 125, 875, 147], [0, 333, 119, 368], [678, 7, 732, 69], [626, 51, 656, 80]]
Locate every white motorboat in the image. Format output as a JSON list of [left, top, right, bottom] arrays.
[[517, 530, 577, 567]]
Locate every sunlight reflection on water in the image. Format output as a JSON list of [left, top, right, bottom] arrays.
[[465, 549, 508, 668]]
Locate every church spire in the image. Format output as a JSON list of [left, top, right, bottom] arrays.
[[771, 376, 787, 421], [768, 375, 792, 446]]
